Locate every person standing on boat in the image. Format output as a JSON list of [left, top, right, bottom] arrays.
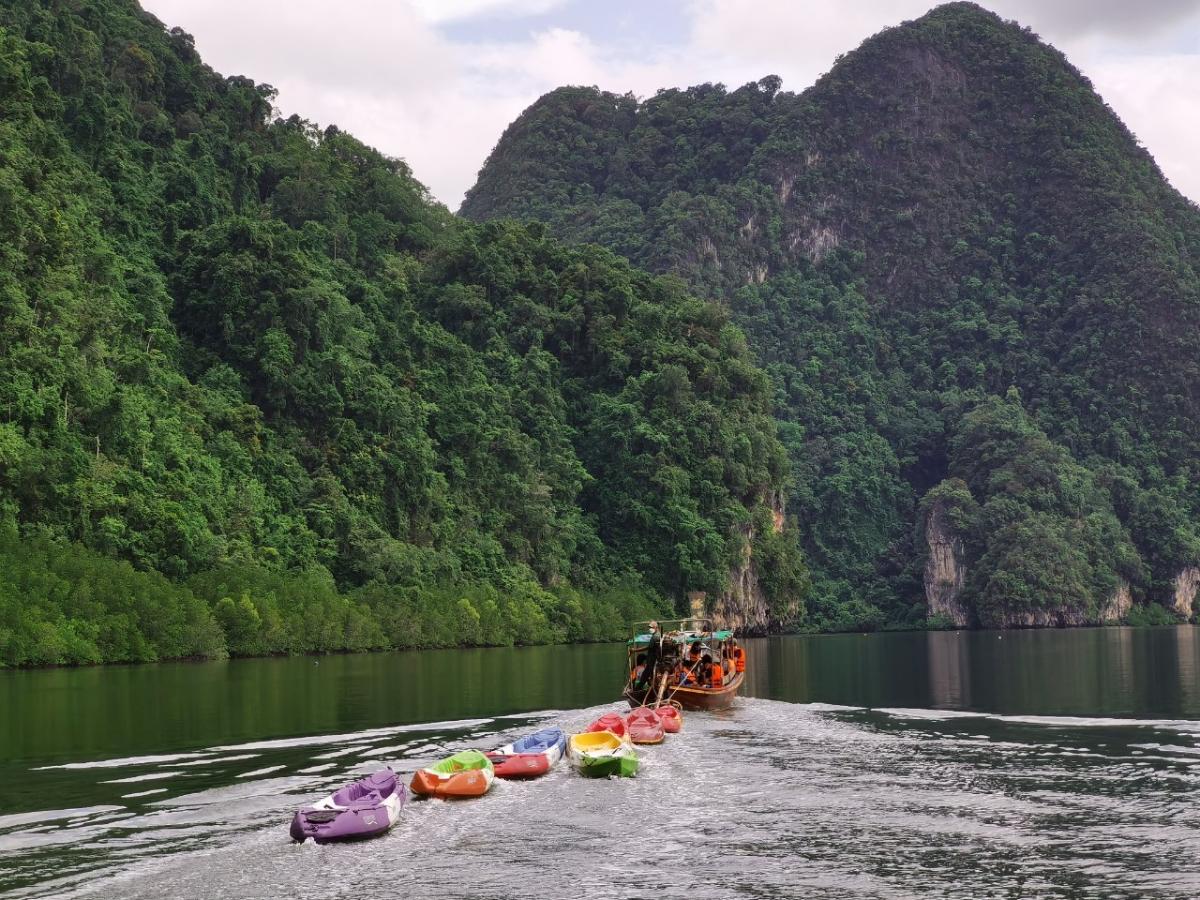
[[634, 621, 661, 691]]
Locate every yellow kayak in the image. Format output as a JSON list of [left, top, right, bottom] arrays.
[[567, 730, 638, 778]]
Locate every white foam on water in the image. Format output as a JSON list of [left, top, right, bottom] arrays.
[[234, 765, 287, 779], [172, 754, 259, 768], [0, 806, 124, 831], [311, 744, 372, 760], [67, 812, 134, 829], [205, 718, 493, 753], [100, 772, 183, 785], [357, 743, 413, 758], [798, 702, 866, 713], [34, 753, 204, 771], [1130, 742, 1200, 756], [492, 709, 561, 720], [120, 789, 168, 799], [296, 764, 336, 775], [874, 707, 988, 720]]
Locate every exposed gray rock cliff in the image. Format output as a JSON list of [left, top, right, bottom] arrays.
[[923, 497, 970, 627], [1171, 568, 1199, 618], [709, 491, 792, 635]]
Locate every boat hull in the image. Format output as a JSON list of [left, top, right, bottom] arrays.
[[486, 727, 566, 779], [625, 672, 744, 711], [576, 754, 639, 778], [410, 767, 493, 798], [410, 749, 495, 799], [652, 706, 683, 732], [487, 752, 551, 779], [625, 708, 666, 744], [290, 769, 405, 844], [567, 731, 638, 778]]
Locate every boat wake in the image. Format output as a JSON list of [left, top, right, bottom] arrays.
[[4, 701, 1200, 898]]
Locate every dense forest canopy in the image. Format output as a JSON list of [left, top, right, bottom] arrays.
[[0, 0, 805, 666], [462, 2, 1200, 629]]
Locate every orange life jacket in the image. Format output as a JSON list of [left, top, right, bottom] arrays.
[[710, 662, 724, 687], [733, 647, 746, 672]]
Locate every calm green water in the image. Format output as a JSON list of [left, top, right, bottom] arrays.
[[3, 627, 1200, 898]]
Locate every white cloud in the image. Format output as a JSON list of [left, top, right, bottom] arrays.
[[1082, 53, 1200, 199], [145, 1, 454, 93], [140, 0, 1200, 208], [408, 0, 566, 23], [999, 0, 1200, 39]]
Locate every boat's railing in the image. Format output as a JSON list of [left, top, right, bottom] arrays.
[[630, 617, 715, 634]]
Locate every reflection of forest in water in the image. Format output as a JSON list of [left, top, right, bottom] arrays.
[[743, 626, 1200, 717]]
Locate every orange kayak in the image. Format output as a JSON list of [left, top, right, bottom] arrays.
[[625, 707, 665, 744], [410, 750, 494, 799]]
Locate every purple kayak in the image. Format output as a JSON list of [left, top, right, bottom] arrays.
[[290, 768, 405, 844]]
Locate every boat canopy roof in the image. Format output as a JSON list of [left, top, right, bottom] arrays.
[[627, 628, 734, 645]]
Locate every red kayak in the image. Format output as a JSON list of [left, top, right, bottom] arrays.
[[625, 707, 665, 744], [486, 727, 566, 779], [651, 705, 682, 733], [487, 753, 550, 778], [584, 712, 629, 740]]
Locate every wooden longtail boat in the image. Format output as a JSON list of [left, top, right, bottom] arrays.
[[622, 618, 746, 712]]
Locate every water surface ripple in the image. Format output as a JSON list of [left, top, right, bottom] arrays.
[[5, 699, 1200, 898]]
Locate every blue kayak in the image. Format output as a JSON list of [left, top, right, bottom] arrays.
[[486, 727, 567, 778]]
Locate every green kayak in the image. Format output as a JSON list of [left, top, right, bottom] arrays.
[[567, 731, 639, 778]]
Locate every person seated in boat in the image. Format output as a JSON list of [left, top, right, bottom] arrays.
[[688, 640, 704, 665], [697, 653, 714, 687], [631, 652, 647, 686], [710, 655, 725, 688], [675, 661, 693, 686]]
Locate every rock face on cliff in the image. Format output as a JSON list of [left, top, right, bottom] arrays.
[[919, 487, 1134, 628], [709, 491, 794, 634], [1099, 582, 1134, 624], [923, 498, 970, 627], [1171, 569, 1200, 619], [985, 596, 1129, 629]]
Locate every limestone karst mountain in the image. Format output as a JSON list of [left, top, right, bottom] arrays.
[[462, 2, 1200, 628]]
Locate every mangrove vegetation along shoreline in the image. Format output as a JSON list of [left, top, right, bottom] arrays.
[[0, 525, 668, 667], [0, 513, 1181, 671]]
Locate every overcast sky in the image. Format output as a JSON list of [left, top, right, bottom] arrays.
[[141, 0, 1200, 210]]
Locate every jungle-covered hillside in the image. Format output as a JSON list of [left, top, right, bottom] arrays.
[[0, 0, 805, 665], [462, 3, 1200, 631]]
